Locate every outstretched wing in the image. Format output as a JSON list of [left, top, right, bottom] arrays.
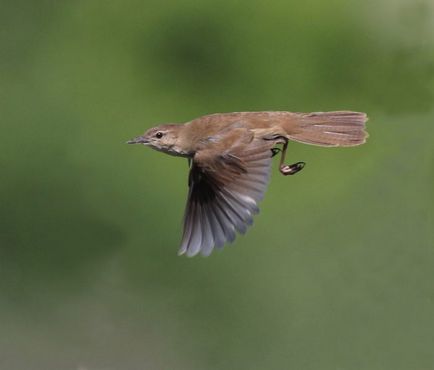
[[179, 132, 276, 257]]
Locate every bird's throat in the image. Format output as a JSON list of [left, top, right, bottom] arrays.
[[152, 144, 193, 158]]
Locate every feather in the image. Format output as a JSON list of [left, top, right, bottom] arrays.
[[179, 130, 275, 256], [287, 111, 368, 147]]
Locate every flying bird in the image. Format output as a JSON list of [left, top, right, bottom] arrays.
[[128, 111, 368, 257]]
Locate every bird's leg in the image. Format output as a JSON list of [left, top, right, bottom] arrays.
[[264, 134, 306, 176], [278, 139, 306, 176]]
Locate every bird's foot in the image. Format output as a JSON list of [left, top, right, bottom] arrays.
[[271, 148, 281, 157], [280, 161, 306, 176]]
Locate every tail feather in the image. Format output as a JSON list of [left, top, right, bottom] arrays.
[[288, 111, 368, 147]]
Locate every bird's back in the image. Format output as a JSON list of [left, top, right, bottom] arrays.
[[186, 110, 368, 147]]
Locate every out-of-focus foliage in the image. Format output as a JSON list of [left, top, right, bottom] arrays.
[[1, 0, 433, 369]]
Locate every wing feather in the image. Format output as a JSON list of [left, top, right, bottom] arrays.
[[179, 133, 275, 256]]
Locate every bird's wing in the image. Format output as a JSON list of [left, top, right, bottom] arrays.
[[179, 131, 276, 257]]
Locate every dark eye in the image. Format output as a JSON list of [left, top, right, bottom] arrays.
[[155, 132, 164, 139]]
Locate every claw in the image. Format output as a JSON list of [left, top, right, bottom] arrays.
[[280, 161, 306, 176], [271, 148, 281, 157]]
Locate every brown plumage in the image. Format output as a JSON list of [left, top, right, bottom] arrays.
[[128, 110, 369, 256]]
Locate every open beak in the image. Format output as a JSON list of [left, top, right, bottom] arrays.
[[127, 135, 148, 144]]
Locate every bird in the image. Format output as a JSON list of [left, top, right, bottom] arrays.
[[128, 110, 368, 257]]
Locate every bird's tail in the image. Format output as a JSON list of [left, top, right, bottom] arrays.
[[287, 111, 368, 147]]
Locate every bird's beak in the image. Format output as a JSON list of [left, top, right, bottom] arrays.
[[127, 136, 148, 145]]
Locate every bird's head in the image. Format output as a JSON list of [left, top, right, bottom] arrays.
[[127, 124, 188, 156]]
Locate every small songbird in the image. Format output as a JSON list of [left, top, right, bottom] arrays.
[[128, 111, 368, 257]]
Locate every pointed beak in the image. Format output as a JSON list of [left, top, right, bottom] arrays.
[[127, 135, 148, 145]]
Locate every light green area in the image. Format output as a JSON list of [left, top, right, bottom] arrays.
[[1, 0, 433, 369]]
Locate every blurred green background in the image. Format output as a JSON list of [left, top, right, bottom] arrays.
[[1, 0, 434, 369]]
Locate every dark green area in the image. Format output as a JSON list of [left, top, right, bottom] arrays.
[[1, 0, 433, 369]]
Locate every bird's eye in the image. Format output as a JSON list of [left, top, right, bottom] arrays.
[[155, 132, 164, 139]]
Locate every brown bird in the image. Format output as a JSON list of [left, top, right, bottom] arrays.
[[128, 111, 368, 257]]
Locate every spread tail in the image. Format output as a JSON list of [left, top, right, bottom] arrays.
[[288, 111, 368, 147]]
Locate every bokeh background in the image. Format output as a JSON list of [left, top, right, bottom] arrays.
[[1, 0, 434, 369]]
